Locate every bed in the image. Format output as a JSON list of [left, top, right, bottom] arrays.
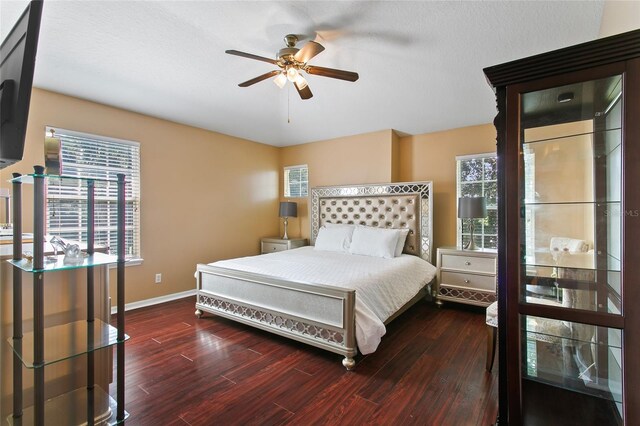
[[195, 181, 435, 369]]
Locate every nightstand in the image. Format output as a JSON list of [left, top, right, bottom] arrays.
[[436, 247, 497, 307], [260, 237, 307, 254]]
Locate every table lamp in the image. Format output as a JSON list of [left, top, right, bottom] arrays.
[[279, 201, 297, 240], [458, 196, 487, 250]]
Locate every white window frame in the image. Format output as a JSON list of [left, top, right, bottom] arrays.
[[45, 127, 142, 263], [456, 152, 498, 250], [284, 164, 308, 198]]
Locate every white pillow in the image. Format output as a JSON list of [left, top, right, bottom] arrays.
[[549, 237, 589, 253], [349, 226, 401, 259], [314, 225, 355, 252], [394, 228, 410, 257]]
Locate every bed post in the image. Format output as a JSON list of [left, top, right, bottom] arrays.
[[343, 285, 357, 370], [343, 357, 356, 370], [195, 270, 203, 318]]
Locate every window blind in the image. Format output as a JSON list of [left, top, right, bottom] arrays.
[[46, 129, 141, 259], [284, 165, 308, 198]]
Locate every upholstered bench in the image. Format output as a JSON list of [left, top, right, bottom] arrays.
[[485, 296, 584, 375]]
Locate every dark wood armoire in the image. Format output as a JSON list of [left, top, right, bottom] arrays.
[[484, 29, 640, 425]]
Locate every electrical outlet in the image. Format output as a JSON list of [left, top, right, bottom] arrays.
[[155, 273, 162, 284]]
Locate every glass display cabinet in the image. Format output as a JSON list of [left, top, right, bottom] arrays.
[[5, 167, 128, 425], [484, 29, 640, 425]]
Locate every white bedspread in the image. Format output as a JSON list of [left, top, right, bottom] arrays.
[[210, 246, 437, 354]]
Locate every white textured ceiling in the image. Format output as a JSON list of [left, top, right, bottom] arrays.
[[1, 1, 604, 146]]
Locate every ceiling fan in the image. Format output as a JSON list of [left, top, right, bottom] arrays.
[[226, 34, 359, 100]]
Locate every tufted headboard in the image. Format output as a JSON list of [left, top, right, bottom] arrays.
[[310, 182, 434, 263]]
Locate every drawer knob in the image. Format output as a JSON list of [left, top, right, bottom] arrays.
[[465, 261, 471, 265], [464, 279, 470, 284]]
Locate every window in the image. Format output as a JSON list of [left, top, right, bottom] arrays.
[[284, 165, 308, 198], [46, 128, 141, 260], [457, 153, 497, 249]]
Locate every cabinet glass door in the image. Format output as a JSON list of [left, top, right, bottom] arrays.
[[519, 73, 624, 424]]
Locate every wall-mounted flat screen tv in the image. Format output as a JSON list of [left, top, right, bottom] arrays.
[[0, 0, 43, 169]]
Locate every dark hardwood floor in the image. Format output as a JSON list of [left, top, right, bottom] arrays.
[[110, 297, 498, 425]]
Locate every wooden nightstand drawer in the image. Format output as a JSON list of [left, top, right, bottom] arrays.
[[262, 242, 287, 253], [260, 237, 307, 254], [441, 253, 496, 274], [441, 271, 496, 291]]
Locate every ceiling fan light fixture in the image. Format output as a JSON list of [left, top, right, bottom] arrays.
[[286, 67, 299, 82], [226, 33, 358, 101], [294, 74, 308, 90], [273, 72, 287, 88]]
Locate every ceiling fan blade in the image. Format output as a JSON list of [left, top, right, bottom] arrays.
[[226, 50, 278, 65], [306, 65, 359, 82], [294, 41, 325, 63], [294, 81, 313, 100], [238, 70, 281, 87]]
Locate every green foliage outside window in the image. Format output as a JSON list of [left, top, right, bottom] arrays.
[[458, 154, 498, 249]]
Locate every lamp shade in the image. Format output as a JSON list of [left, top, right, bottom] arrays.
[[279, 201, 297, 218], [458, 197, 487, 219]]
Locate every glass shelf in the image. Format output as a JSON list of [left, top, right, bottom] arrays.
[[523, 315, 621, 349], [7, 385, 128, 425], [10, 173, 119, 185], [8, 319, 129, 368], [523, 200, 621, 206], [524, 252, 620, 271], [522, 315, 623, 404], [8, 252, 117, 273], [524, 250, 596, 269], [524, 263, 621, 273], [523, 126, 621, 145]]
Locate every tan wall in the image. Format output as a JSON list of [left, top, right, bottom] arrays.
[[524, 121, 595, 249], [599, 0, 640, 37], [391, 131, 401, 182], [398, 124, 497, 250], [2, 88, 494, 307], [0, 89, 280, 305], [278, 129, 395, 240]]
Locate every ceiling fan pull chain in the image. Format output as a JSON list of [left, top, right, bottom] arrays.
[[287, 84, 291, 124]]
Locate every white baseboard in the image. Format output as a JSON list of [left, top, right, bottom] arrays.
[[111, 289, 196, 314]]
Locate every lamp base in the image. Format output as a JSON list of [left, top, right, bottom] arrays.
[[464, 238, 479, 250], [282, 217, 289, 240], [463, 224, 479, 250]]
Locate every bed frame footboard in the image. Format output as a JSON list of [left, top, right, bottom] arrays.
[[195, 264, 358, 369]]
